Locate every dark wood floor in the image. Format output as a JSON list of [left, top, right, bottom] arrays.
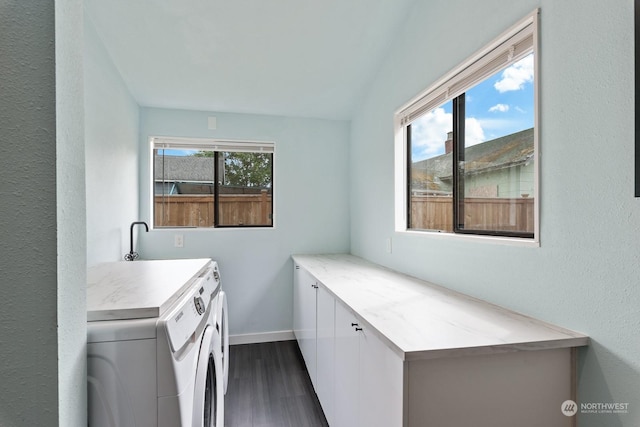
[[225, 340, 329, 427]]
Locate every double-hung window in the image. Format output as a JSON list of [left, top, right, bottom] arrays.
[[395, 10, 539, 241], [151, 137, 274, 228]]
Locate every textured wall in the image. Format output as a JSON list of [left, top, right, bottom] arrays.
[[0, 1, 59, 426], [56, 0, 87, 425], [84, 14, 140, 266], [349, 1, 638, 426]]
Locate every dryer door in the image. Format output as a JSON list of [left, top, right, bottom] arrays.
[[218, 291, 229, 394], [193, 324, 224, 427]]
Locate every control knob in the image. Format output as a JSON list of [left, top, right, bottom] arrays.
[[194, 296, 206, 315]]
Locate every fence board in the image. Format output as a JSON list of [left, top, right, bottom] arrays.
[[410, 196, 533, 233], [154, 191, 272, 227]]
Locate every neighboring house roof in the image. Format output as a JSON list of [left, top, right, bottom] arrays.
[[154, 155, 269, 195], [154, 155, 215, 182], [411, 128, 534, 193], [455, 127, 534, 177]]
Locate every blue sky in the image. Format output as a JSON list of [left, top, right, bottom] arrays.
[[157, 148, 200, 156], [411, 53, 534, 161]]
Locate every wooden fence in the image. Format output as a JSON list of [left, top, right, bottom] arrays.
[[155, 190, 272, 227], [410, 196, 534, 233], [155, 193, 531, 232]]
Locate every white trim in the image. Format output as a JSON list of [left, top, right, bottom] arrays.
[[229, 330, 295, 345], [149, 136, 155, 228], [394, 115, 407, 232], [397, 229, 540, 248], [151, 136, 275, 153], [532, 10, 540, 245], [151, 225, 276, 232]]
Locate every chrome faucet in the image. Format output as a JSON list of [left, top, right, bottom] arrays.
[[124, 221, 149, 261]]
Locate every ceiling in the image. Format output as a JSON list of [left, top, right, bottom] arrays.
[[85, 0, 417, 120]]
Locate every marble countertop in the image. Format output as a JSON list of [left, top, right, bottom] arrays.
[[292, 254, 588, 361], [87, 258, 212, 322]]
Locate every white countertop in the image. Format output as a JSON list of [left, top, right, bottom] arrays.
[[292, 254, 588, 361], [87, 258, 212, 322]]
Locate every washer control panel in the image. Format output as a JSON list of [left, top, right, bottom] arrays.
[[193, 296, 206, 315], [165, 262, 220, 352]]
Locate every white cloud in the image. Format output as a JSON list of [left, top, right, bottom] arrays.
[[465, 118, 485, 146], [410, 107, 452, 160], [489, 103, 510, 113], [494, 54, 534, 93], [411, 109, 487, 160]]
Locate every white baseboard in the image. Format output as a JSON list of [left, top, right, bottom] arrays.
[[229, 330, 295, 345]]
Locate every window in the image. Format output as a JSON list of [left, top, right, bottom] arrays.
[[151, 137, 274, 228], [395, 10, 539, 241]]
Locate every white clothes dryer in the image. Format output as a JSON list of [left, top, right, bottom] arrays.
[[207, 263, 229, 395], [213, 290, 229, 394], [87, 259, 224, 427]]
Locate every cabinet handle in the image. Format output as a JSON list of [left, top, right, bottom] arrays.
[[355, 327, 363, 332], [312, 284, 318, 289], [351, 323, 359, 327]]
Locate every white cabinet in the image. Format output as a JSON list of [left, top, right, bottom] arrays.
[[293, 264, 317, 389], [358, 321, 403, 427], [333, 301, 359, 427], [316, 286, 335, 425], [334, 300, 403, 427], [294, 264, 405, 427], [294, 264, 337, 424], [292, 255, 587, 427]]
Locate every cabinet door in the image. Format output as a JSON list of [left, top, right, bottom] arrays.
[[293, 265, 303, 342], [334, 301, 360, 427], [316, 286, 335, 425], [358, 327, 404, 427], [293, 265, 317, 389]]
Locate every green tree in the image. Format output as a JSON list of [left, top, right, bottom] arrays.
[[223, 152, 271, 187], [193, 151, 272, 187]]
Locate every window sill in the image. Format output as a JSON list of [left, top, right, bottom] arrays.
[[151, 226, 276, 231], [396, 228, 540, 247]]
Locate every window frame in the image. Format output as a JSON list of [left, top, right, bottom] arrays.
[[394, 9, 540, 245], [150, 136, 275, 230]]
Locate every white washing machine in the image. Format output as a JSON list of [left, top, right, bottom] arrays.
[[205, 262, 226, 397], [211, 280, 229, 394], [87, 258, 224, 427]]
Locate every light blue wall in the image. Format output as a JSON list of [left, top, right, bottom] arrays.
[[139, 108, 350, 337], [350, 1, 637, 426], [84, 14, 140, 266], [57, 0, 87, 425]]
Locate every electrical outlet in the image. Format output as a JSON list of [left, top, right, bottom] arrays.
[[174, 234, 184, 248]]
